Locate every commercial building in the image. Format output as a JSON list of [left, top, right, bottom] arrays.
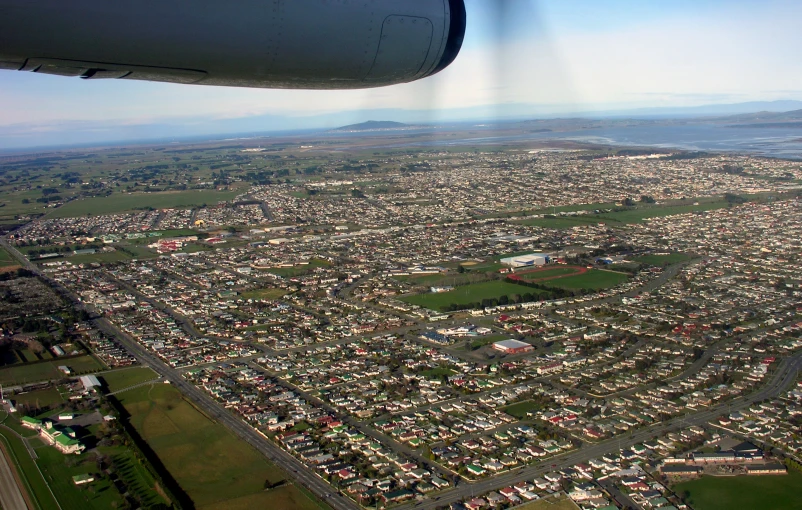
[[500, 253, 550, 268], [493, 339, 535, 355]]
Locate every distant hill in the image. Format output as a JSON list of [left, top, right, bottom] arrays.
[[719, 109, 802, 128], [331, 120, 411, 132]]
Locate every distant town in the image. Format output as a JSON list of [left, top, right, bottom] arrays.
[[1, 133, 801, 510]]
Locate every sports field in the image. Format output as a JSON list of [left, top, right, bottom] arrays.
[[543, 269, 629, 290], [596, 200, 730, 224], [401, 281, 548, 311], [116, 383, 327, 510], [0, 355, 103, 385], [67, 250, 132, 265], [266, 259, 332, 278], [674, 471, 802, 510], [512, 266, 585, 281], [48, 190, 240, 218], [102, 367, 160, 393], [240, 287, 289, 301]]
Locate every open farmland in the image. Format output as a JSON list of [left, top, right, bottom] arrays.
[[116, 383, 326, 510], [47, 190, 241, 218]]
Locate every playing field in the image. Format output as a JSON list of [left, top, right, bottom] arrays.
[[240, 287, 289, 301], [47, 190, 240, 218], [116, 383, 327, 510], [66, 250, 132, 265], [543, 269, 629, 290], [401, 281, 548, 311], [502, 400, 543, 419], [0, 355, 103, 385], [516, 266, 584, 281], [596, 201, 730, 224], [266, 259, 332, 278], [101, 367, 160, 393], [674, 471, 802, 510]]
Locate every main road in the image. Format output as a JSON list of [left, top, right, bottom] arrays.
[[0, 237, 359, 510]]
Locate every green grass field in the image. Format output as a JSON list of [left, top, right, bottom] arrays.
[[266, 259, 332, 278], [10, 387, 66, 408], [101, 367, 159, 393], [33, 446, 130, 510], [117, 383, 327, 510], [502, 400, 543, 419], [518, 267, 582, 280], [675, 472, 802, 510], [515, 495, 580, 510], [67, 250, 132, 265], [544, 269, 629, 290], [47, 190, 240, 219], [0, 355, 103, 385], [401, 281, 548, 311], [595, 200, 730, 224], [240, 287, 288, 301], [420, 368, 455, 379], [0, 424, 62, 510], [633, 253, 693, 265], [0, 246, 20, 268], [462, 262, 506, 272]]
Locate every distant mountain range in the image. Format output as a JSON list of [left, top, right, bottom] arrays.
[[330, 120, 412, 132], [3, 100, 802, 151]]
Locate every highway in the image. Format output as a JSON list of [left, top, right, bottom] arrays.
[[0, 238, 358, 510]]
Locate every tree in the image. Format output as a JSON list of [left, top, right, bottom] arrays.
[[457, 265, 466, 274]]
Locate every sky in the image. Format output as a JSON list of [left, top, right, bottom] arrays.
[[2, 0, 802, 148]]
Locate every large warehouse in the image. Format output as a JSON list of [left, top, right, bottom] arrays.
[[500, 253, 550, 268], [493, 339, 535, 354]]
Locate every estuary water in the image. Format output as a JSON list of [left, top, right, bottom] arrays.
[[367, 124, 802, 159]]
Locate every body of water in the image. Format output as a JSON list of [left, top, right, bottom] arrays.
[[363, 124, 802, 159]]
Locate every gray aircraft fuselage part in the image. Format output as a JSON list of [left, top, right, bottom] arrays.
[[0, 0, 465, 89]]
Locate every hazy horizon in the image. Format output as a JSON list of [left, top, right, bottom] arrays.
[[2, 0, 802, 148]]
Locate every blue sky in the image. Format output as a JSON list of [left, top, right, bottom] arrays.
[[1, 0, 802, 147]]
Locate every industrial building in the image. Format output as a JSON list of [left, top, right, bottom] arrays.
[[493, 339, 535, 354], [500, 253, 550, 268]]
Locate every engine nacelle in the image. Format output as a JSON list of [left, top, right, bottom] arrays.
[[0, 0, 465, 89]]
